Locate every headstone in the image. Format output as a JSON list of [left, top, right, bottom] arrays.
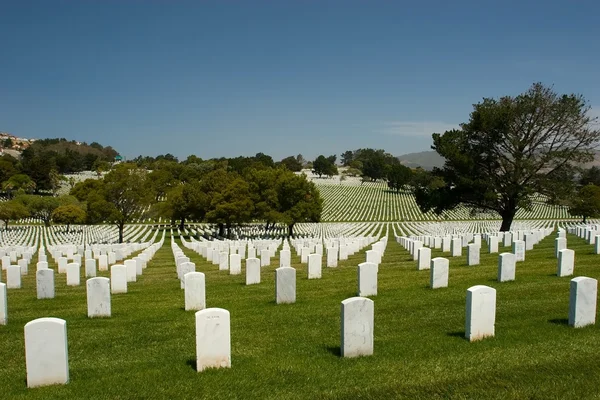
[[512, 240, 525, 262], [417, 247, 431, 271], [180, 262, 195, 289], [558, 249, 575, 277], [0, 283, 6, 325], [465, 285, 496, 342], [36, 261, 48, 271], [219, 252, 229, 271], [430, 257, 449, 289], [451, 238, 462, 257], [98, 254, 108, 271], [555, 237, 567, 258], [87, 277, 111, 318], [488, 236, 499, 254], [595, 236, 600, 255], [498, 253, 516, 282], [280, 249, 291, 268], [300, 247, 310, 264], [1, 255, 9, 270], [7, 265, 21, 289], [276, 267, 296, 304], [357, 262, 377, 297], [58, 257, 68, 274], [467, 244, 480, 266], [503, 232, 512, 247], [185, 272, 206, 311], [124, 259, 137, 282], [341, 297, 374, 358], [245, 258, 260, 285], [18, 258, 28, 275], [195, 308, 231, 372], [66, 263, 80, 286], [229, 254, 241, 275], [85, 258, 96, 278], [365, 250, 380, 265], [24, 318, 69, 388], [442, 237, 451, 252], [36, 269, 55, 299], [326, 247, 338, 268], [569, 276, 597, 328], [110, 265, 127, 294], [307, 254, 322, 279]]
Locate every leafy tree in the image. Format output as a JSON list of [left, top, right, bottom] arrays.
[[96, 163, 152, 243], [0, 200, 29, 227], [247, 168, 282, 228], [18, 195, 60, 226], [3, 174, 36, 197], [206, 176, 254, 238], [569, 184, 600, 223], [157, 181, 209, 229], [0, 155, 18, 184], [3, 138, 13, 148], [279, 156, 303, 172], [277, 172, 323, 236], [386, 164, 412, 192], [341, 150, 354, 166], [414, 83, 600, 231], [312, 155, 338, 178], [580, 166, 600, 187], [52, 204, 87, 233]]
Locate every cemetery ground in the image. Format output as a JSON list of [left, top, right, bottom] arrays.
[[2, 230, 600, 399]]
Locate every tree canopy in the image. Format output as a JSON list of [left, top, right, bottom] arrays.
[[413, 83, 600, 231]]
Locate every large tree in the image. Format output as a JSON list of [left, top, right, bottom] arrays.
[[386, 163, 412, 192], [312, 155, 338, 178], [414, 83, 600, 231], [277, 172, 323, 236], [568, 184, 600, 223], [0, 200, 29, 228], [52, 204, 87, 233]]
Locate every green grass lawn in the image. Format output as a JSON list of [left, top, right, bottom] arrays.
[[2, 230, 600, 399]]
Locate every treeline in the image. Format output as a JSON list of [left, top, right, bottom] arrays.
[[0, 139, 117, 195], [65, 153, 322, 242]]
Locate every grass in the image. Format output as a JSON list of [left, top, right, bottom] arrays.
[[2, 229, 600, 399]]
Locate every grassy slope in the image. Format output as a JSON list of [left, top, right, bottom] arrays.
[[1, 231, 600, 399]]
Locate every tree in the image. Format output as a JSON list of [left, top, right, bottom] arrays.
[[0, 200, 29, 228], [17, 195, 60, 226], [98, 163, 152, 243], [52, 204, 87, 233], [205, 176, 254, 238], [277, 172, 323, 236], [3, 174, 36, 197], [279, 156, 303, 172], [341, 150, 354, 166], [580, 166, 600, 187], [414, 83, 600, 231], [312, 155, 338, 178], [157, 181, 209, 229], [3, 138, 13, 148], [569, 184, 600, 223], [386, 164, 412, 192]]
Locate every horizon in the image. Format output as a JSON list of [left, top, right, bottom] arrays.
[[1, 1, 599, 161]]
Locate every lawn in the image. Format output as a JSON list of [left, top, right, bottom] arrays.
[[1, 228, 600, 399]]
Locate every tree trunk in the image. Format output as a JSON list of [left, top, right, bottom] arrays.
[[500, 208, 517, 232], [179, 217, 185, 231], [583, 215, 588, 223], [226, 223, 232, 239], [218, 223, 225, 237], [288, 223, 295, 237], [66, 223, 70, 233], [118, 222, 124, 243]]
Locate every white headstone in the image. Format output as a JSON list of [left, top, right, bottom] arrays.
[[195, 308, 231, 372], [124, 259, 137, 282], [308, 254, 322, 279], [498, 253, 516, 282], [87, 277, 111, 318], [280, 249, 291, 268], [36, 261, 48, 271], [66, 263, 80, 286], [430, 257, 449, 289], [229, 254, 241, 275], [0, 283, 6, 325], [569, 276, 597, 328], [451, 238, 462, 257], [276, 267, 296, 304], [357, 262, 377, 297], [25, 317, 69, 388], [341, 297, 374, 358], [185, 272, 206, 311], [555, 237, 567, 258], [58, 257, 68, 274], [219, 252, 229, 271], [245, 258, 260, 285], [18, 258, 28, 275], [85, 258, 96, 278], [417, 247, 431, 271], [326, 247, 338, 268], [98, 254, 108, 271], [110, 265, 127, 294], [36, 269, 55, 299], [465, 285, 496, 342], [7, 265, 21, 289], [558, 249, 575, 277], [512, 240, 525, 262], [488, 236, 499, 254], [467, 244, 480, 266]]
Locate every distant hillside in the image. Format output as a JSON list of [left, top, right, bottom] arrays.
[[397, 151, 444, 170]]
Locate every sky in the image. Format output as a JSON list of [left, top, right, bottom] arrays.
[[1, 1, 599, 161]]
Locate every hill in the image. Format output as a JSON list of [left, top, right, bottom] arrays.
[[397, 150, 444, 170]]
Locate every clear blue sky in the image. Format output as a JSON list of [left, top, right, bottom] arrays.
[[1, 1, 599, 161]]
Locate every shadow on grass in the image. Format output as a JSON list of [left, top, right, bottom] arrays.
[[447, 331, 466, 340], [186, 358, 197, 371], [325, 345, 341, 357], [549, 318, 569, 326]]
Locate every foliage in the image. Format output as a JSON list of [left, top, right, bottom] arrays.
[[277, 172, 323, 236], [413, 83, 600, 231], [386, 164, 412, 192], [579, 166, 600, 186], [568, 184, 600, 222], [312, 155, 338, 178], [278, 155, 303, 172], [2, 174, 36, 197], [52, 204, 87, 232], [0, 200, 29, 227]]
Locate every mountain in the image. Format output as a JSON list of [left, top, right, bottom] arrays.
[[397, 151, 444, 170]]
